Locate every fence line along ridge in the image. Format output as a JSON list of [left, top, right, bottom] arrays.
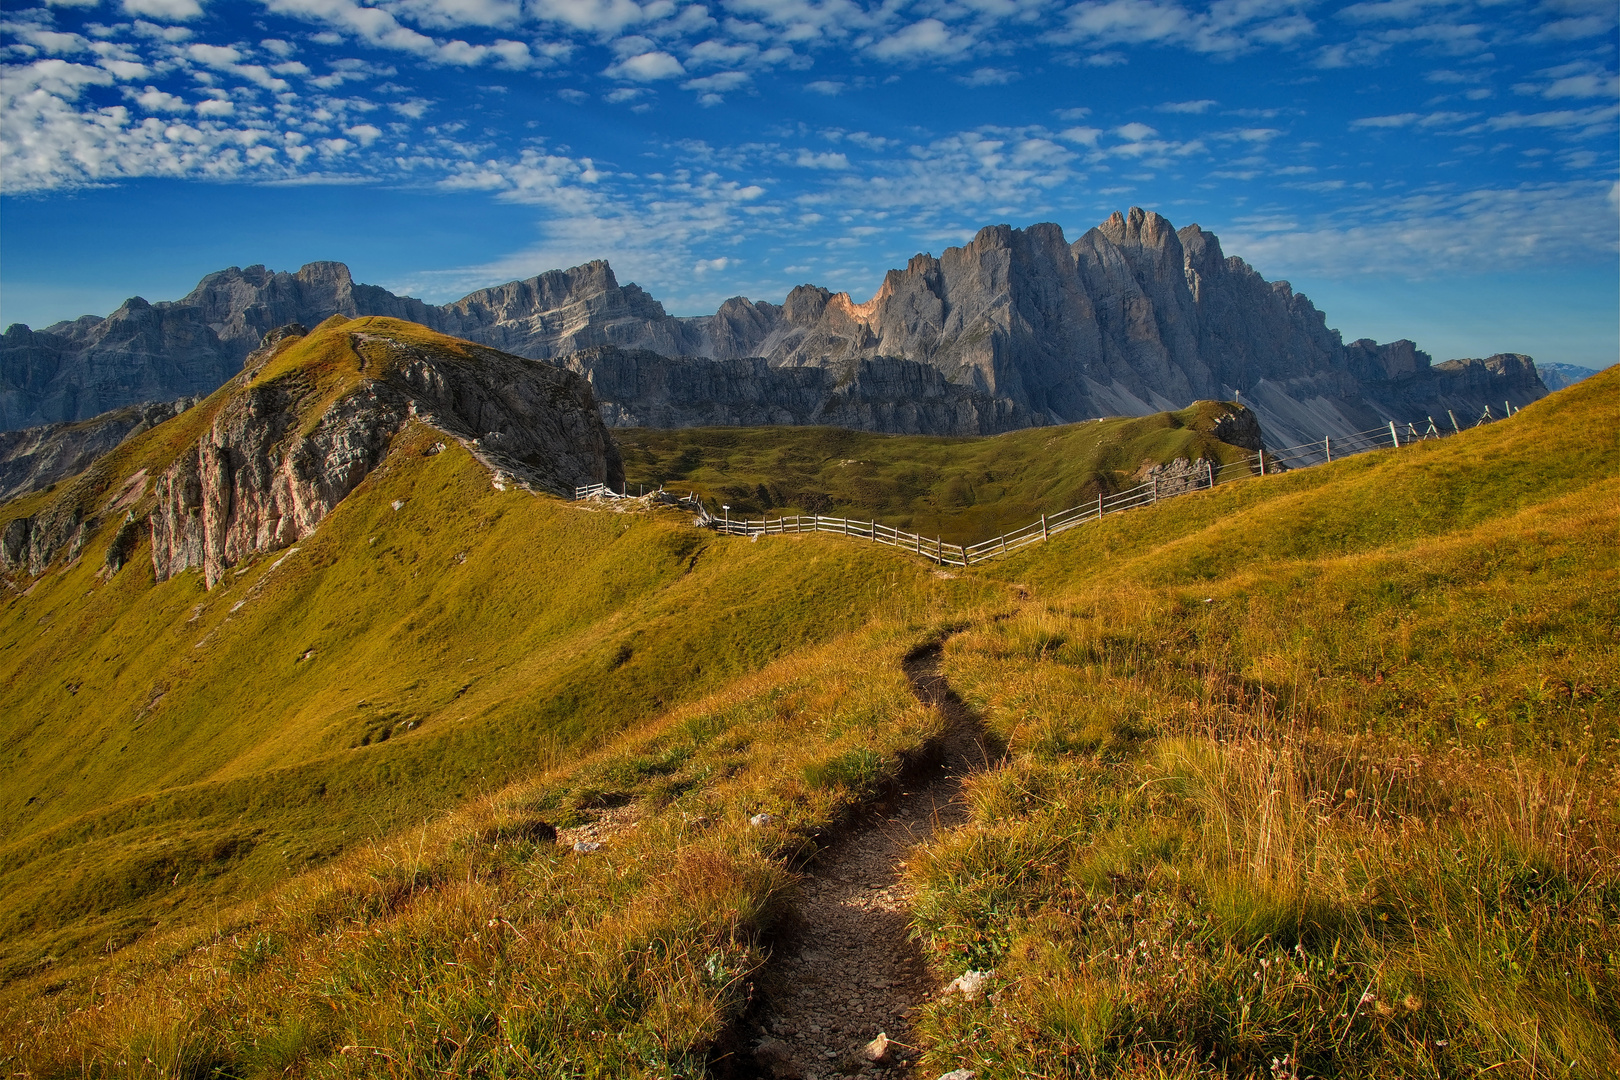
[[574, 403, 1519, 566]]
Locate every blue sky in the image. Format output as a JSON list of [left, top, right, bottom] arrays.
[[2, 0, 1616, 368]]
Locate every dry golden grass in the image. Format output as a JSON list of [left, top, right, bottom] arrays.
[[906, 374, 1619, 1078]]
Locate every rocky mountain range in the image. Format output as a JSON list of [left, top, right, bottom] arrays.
[[2, 209, 1546, 450]]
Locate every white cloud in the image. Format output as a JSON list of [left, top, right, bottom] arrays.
[[1482, 104, 1619, 135], [684, 70, 749, 92], [606, 50, 685, 80], [529, 0, 646, 34], [795, 149, 849, 168], [870, 19, 973, 60], [1054, 0, 1315, 58], [384, 0, 525, 29], [1513, 60, 1619, 100], [687, 39, 757, 67], [805, 79, 844, 94], [1350, 112, 1419, 127], [1115, 121, 1157, 140], [196, 96, 235, 115], [132, 19, 195, 41], [261, 38, 297, 57], [345, 122, 383, 144], [1159, 98, 1215, 113], [122, 0, 205, 21], [1222, 180, 1620, 279], [604, 86, 646, 102], [959, 67, 1018, 86], [130, 85, 188, 111]]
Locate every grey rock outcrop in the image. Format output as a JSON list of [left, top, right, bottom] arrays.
[[559, 347, 1040, 435], [0, 398, 197, 503], [3, 210, 1548, 447], [4, 323, 622, 587]]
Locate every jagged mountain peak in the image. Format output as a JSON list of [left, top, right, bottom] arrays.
[[2, 208, 1546, 448]]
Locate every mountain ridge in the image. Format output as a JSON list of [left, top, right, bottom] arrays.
[[2, 209, 1546, 446]]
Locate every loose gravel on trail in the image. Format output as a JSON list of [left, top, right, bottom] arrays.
[[734, 643, 989, 1080]]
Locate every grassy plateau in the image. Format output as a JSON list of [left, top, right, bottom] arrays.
[[0, 328, 1613, 1078]]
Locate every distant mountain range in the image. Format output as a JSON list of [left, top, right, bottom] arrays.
[[1, 208, 1546, 448], [1536, 362, 1603, 392]]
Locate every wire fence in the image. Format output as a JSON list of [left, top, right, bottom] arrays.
[[576, 402, 1519, 566]]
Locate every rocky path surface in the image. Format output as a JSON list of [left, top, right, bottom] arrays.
[[731, 643, 989, 1080]]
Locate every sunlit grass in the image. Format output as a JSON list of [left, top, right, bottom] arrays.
[[907, 370, 1620, 1078]]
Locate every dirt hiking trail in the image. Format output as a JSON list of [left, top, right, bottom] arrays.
[[722, 641, 991, 1080]]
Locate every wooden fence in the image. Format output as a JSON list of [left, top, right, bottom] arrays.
[[578, 402, 1517, 566]]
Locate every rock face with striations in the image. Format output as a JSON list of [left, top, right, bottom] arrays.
[[558, 346, 1040, 435], [2, 209, 1547, 447], [4, 319, 622, 587]]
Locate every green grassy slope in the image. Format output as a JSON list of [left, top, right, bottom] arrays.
[[1, 358, 1612, 1078], [910, 368, 1620, 1077], [0, 326, 991, 980], [615, 400, 1255, 544]]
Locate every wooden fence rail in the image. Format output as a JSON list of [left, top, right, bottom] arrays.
[[580, 401, 1517, 566]]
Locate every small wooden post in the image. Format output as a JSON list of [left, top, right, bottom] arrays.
[[1448, 410, 1460, 434], [1505, 399, 1512, 417], [936, 537, 943, 563], [1098, 491, 1104, 519], [1205, 459, 1214, 488], [1151, 477, 1158, 502], [1324, 437, 1332, 463], [1258, 448, 1267, 475], [1041, 513, 1049, 541], [1389, 421, 1399, 448]]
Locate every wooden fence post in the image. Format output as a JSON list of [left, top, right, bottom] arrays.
[[1258, 448, 1267, 475], [1448, 410, 1460, 434], [1041, 513, 1048, 541], [1205, 459, 1214, 488], [1389, 421, 1399, 448], [1151, 477, 1158, 502]]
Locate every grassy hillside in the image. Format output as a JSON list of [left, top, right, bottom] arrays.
[[615, 400, 1255, 544], [0, 359, 1613, 1078], [910, 369, 1619, 1076], [0, 322, 993, 984]]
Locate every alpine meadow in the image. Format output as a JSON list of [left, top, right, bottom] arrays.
[[0, 309, 1613, 1077]]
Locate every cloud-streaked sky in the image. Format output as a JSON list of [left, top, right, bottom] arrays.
[[3, 0, 1616, 367]]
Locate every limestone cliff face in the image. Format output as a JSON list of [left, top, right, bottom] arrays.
[[560, 347, 1040, 435], [3, 209, 1548, 446], [3, 322, 622, 588]]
